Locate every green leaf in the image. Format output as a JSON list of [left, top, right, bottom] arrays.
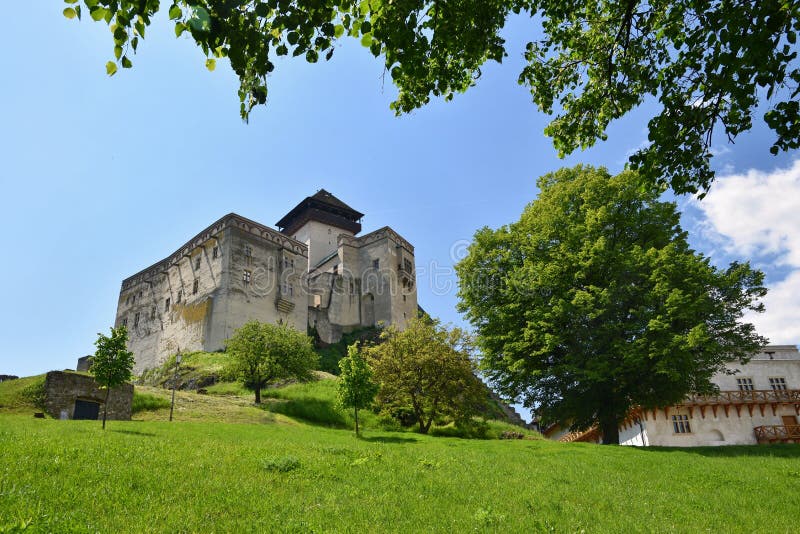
[[361, 21, 371, 35], [135, 21, 145, 38], [206, 58, 216, 71], [114, 46, 123, 60], [168, 4, 182, 20], [90, 7, 107, 21], [106, 61, 118, 76], [188, 7, 211, 32], [333, 24, 344, 39], [121, 56, 133, 69], [64, 0, 79, 4], [360, 33, 372, 48], [63, 7, 77, 19], [175, 23, 186, 37]]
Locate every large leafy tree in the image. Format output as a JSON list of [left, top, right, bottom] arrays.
[[337, 343, 378, 435], [225, 320, 318, 403], [456, 166, 767, 444], [62, 0, 799, 193], [367, 318, 486, 434], [92, 326, 135, 429]]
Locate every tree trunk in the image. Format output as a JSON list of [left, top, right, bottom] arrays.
[[354, 406, 360, 435], [102, 386, 110, 430], [598, 413, 620, 445], [254, 387, 261, 404]]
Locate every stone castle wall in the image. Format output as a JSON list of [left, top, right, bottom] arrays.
[[44, 371, 133, 420]]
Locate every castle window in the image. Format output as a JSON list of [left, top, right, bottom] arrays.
[[134, 313, 140, 328], [769, 377, 787, 391], [192, 279, 199, 294], [283, 257, 294, 269], [737, 378, 754, 391], [281, 282, 293, 297], [404, 258, 413, 273], [121, 318, 127, 327], [195, 257, 201, 270], [243, 270, 251, 285], [403, 295, 407, 302], [671, 414, 691, 434], [150, 306, 156, 320], [373, 259, 379, 270], [333, 265, 338, 275], [165, 298, 170, 311], [131, 295, 136, 305], [177, 290, 182, 303], [212, 246, 219, 259]]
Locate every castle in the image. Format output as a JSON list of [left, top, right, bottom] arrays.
[[115, 190, 418, 373]]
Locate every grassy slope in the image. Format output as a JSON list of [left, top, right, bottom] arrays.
[[1, 414, 799, 532], [0, 375, 45, 414]]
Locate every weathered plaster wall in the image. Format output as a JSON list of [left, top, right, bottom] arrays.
[[44, 371, 132, 420]]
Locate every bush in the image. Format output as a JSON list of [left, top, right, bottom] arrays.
[[262, 455, 301, 472]]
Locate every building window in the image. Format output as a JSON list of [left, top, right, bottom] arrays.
[[404, 258, 413, 273], [121, 317, 127, 327], [177, 290, 182, 303], [672, 414, 691, 434], [165, 298, 170, 311], [243, 270, 251, 285], [281, 282, 293, 296], [769, 377, 787, 391], [132, 294, 136, 305], [150, 306, 156, 320], [403, 295, 407, 302], [333, 265, 338, 275], [737, 378, 754, 391], [373, 259, 379, 270], [134, 312, 140, 328], [212, 246, 218, 259], [192, 279, 199, 294], [283, 257, 294, 269], [195, 257, 201, 270]]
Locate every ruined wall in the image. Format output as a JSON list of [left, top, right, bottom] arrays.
[[44, 371, 132, 420]]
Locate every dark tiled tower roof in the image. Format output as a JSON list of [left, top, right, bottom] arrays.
[[276, 189, 363, 236]]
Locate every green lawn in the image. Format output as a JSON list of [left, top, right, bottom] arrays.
[[1, 414, 799, 532]]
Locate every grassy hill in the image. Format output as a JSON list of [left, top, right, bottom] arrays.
[[1, 414, 799, 532], [3, 365, 799, 531]]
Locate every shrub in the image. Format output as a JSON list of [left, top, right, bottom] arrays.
[[262, 455, 301, 472]]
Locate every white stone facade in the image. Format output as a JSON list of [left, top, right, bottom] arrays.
[[116, 192, 417, 374], [552, 345, 800, 447]]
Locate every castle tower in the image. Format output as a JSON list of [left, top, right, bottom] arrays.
[[276, 189, 364, 270]]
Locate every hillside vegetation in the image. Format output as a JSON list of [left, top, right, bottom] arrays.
[[1, 414, 799, 532]]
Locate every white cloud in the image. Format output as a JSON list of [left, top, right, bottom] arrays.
[[695, 160, 800, 345]]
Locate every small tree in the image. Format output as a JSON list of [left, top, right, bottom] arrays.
[[337, 343, 378, 436], [367, 318, 486, 434], [92, 326, 135, 429], [225, 321, 318, 404]]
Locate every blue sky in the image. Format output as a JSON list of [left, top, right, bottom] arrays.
[[1, 5, 798, 380]]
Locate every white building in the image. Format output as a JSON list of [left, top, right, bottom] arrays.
[[548, 345, 800, 446]]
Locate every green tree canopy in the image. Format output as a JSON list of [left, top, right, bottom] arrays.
[[63, 0, 799, 193], [367, 318, 486, 434], [92, 326, 135, 429], [456, 166, 767, 444], [225, 320, 318, 404], [337, 343, 378, 435]]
